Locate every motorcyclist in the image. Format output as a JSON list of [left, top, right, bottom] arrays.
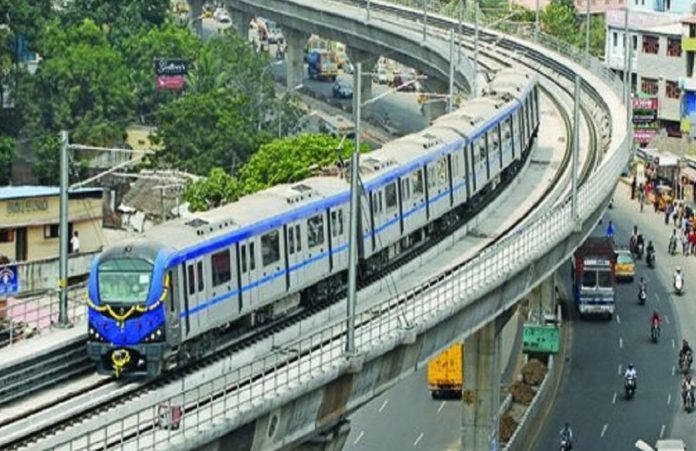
[[636, 233, 645, 257], [624, 363, 638, 388], [605, 220, 616, 241], [674, 267, 684, 291], [638, 277, 648, 303], [650, 310, 661, 332], [682, 374, 695, 406], [680, 340, 693, 366], [559, 422, 573, 450], [669, 229, 678, 254], [646, 240, 656, 265]]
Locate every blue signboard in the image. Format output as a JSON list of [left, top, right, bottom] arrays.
[[0, 265, 19, 296]]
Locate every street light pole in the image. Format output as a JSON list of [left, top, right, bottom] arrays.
[[58, 131, 71, 328], [457, 0, 463, 63], [572, 75, 580, 222], [422, 0, 427, 43], [448, 29, 455, 113], [346, 62, 361, 355], [585, 0, 591, 54], [474, 3, 480, 97]]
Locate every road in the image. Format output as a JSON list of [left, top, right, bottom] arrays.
[[533, 181, 693, 451], [201, 18, 427, 135]]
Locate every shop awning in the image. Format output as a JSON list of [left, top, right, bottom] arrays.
[[638, 148, 679, 167], [681, 166, 696, 182]]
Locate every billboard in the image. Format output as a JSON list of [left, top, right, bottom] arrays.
[[155, 58, 188, 91], [632, 95, 659, 145], [0, 265, 19, 296]]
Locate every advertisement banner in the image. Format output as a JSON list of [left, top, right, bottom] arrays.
[[155, 58, 188, 91], [634, 128, 657, 144], [633, 111, 658, 124], [632, 97, 658, 111]]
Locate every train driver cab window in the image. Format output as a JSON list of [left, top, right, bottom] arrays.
[[261, 230, 280, 266], [307, 215, 324, 248], [385, 183, 397, 210], [211, 250, 231, 286], [412, 169, 424, 195]]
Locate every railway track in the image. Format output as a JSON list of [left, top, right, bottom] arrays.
[[2, 10, 607, 450]]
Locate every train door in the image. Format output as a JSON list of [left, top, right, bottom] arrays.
[[259, 228, 284, 304], [286, 222, 302, 289], [184, 258, 206, 334], [239, 238, 259, 313], [164, 270, 181, 346], [209, 248, 237, 321]]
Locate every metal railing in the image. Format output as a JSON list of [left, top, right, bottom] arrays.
[[48, 2, 630, 448], [0, 284, 87, 348]]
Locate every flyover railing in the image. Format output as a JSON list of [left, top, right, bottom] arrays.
[[48, 2, 629, 448]]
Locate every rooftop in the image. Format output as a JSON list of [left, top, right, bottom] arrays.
[[0, 186, 103, 201]]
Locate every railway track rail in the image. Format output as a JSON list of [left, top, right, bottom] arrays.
[[2, 8, 609, 449]]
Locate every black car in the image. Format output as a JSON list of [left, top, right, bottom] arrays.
[[332, 80, 353, 99]]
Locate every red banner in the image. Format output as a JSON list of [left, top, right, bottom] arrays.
[[633, 97, 658, 110], [634, 128, 657, 144], [156, 75, 186, 90]]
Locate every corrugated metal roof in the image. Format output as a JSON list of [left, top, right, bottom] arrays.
[[0, 186, 103, 201]]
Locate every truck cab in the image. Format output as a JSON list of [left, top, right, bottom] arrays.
[[572, 237, 616, 318]]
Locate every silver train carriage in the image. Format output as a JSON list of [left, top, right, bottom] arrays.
[[87, 70, 540, 377]]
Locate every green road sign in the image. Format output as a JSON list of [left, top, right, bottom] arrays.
[[522, 323, 560, 354]]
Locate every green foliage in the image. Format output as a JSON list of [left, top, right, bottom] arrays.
[[541, 0, 580, 47], [0, 136, 14, 184], [31, 135, 60, 185], [237, 133, 370, 195], [183, 167, 240, 212], [151, 89, 267, 174], [589, 14, 606, 58]]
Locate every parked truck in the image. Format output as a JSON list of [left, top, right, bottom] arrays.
[[306, 49, 338, 81], [571, 236, 616, 318], [427, 342, 463, 398]]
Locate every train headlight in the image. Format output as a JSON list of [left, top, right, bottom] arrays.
[[89, 328, 95, 335], [156, 329, 162, 337]]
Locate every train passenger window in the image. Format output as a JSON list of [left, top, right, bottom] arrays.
[[504, 118, 512, 139], [196, 261, 204, 292], [249, 242, 256, 271], [487, 130, 498, 151], [412, 169, 424, 194], [307, 215, 324, 248], [479, 145, 486, 162], [211, 250, 231, 286], [241, 245, 247, 273], [289, 226, 295, 254], [187, 265, 195, 295], [427, 165, 436, 188], [385, 183, 397, 209], [338, 209, 344, 235], [402, 178, 410, 200], [295, 225, 301, 251], [261, 230, 280, 266], [437, 158, 447, 185]]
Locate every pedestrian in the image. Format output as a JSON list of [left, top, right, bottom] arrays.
[[654, 196, 660, 213], [666, 204, 672, 225], [70, 230, 80, 254], [606, 220, 616, 242], [683, 230, 690, 256], [690, 230, 696, 255], [631, 176, 637, 200]]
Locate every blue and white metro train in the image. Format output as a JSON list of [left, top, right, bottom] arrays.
[[87, 69, 540, 377]]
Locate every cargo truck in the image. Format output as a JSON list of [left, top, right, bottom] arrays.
[[306, 49, 338, 81], [427, 342, 463, 398], [571, 236, 616, 318]]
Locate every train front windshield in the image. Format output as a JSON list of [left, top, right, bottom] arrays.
[[98, 258, 153, 305]]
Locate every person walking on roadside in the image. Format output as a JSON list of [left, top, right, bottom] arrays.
[[631, 176, 637, 200]]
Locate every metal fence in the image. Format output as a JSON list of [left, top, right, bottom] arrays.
[[0, 284, 87, 348], [48, 2, 630, 449]]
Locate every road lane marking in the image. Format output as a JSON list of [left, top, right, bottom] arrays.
[[437, 401, 446, 413], [612, 392, 617, 404], [672, 339, 676, 349], [379, 399, 389, 413], [413, 432, 424, 447], [655, 293, 660, 303], [664, 316, 670, 325], [672, 366, 676, 376], [600, 424, 608, 437], [619, 337, 623, 349], [667, 394, 672, 405], [353, 431, 365, 445], [659, 424, 666, 438], [618, 364, 622, 376], [616, 314, 621, 324]]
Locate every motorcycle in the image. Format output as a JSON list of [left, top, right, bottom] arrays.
[[684, 388, 695, 412], [646, 250, 656, 268], [675, 275, 685, 295], [560, 437, 571, 451], [680, 352, 693, 374], [636, 242, 644, 260], [651, 324, 660, 343], [638, 286, 647, 305], [625, 376, 637, 399]]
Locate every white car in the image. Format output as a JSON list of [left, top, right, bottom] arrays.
[[214, 8, 231, 23], [374, 67, 389, 84]]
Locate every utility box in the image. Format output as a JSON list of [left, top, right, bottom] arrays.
[[522, 323, 560, 354]]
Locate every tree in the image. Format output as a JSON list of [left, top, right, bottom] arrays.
[[588, 14, 606, 58], [183, 167, 240, 212], [0, 136, 14, 184], [237, 133, 370, 195], [151, 89, 267, 174], [541, 0, 580, 47]]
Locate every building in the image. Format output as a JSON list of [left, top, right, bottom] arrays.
[[605, 9, 683, 134], [680, 16, 696, 137], [0, 186, 104, 262]]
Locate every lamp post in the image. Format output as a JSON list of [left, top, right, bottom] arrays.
[[57, 131, 70, 328], [585, 0, 591, 55]]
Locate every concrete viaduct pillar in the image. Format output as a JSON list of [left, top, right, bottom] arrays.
[[284, 28, 309, 90], [420, 77, 448, 123], [461, 320, 501, 451], [292, 420, 351, 451], [345, 48, 377, 104], [529, 275, 556, 322], [188, 0, 204, 38]]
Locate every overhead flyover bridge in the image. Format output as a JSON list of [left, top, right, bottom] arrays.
[[6, 1, 630, 450]]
